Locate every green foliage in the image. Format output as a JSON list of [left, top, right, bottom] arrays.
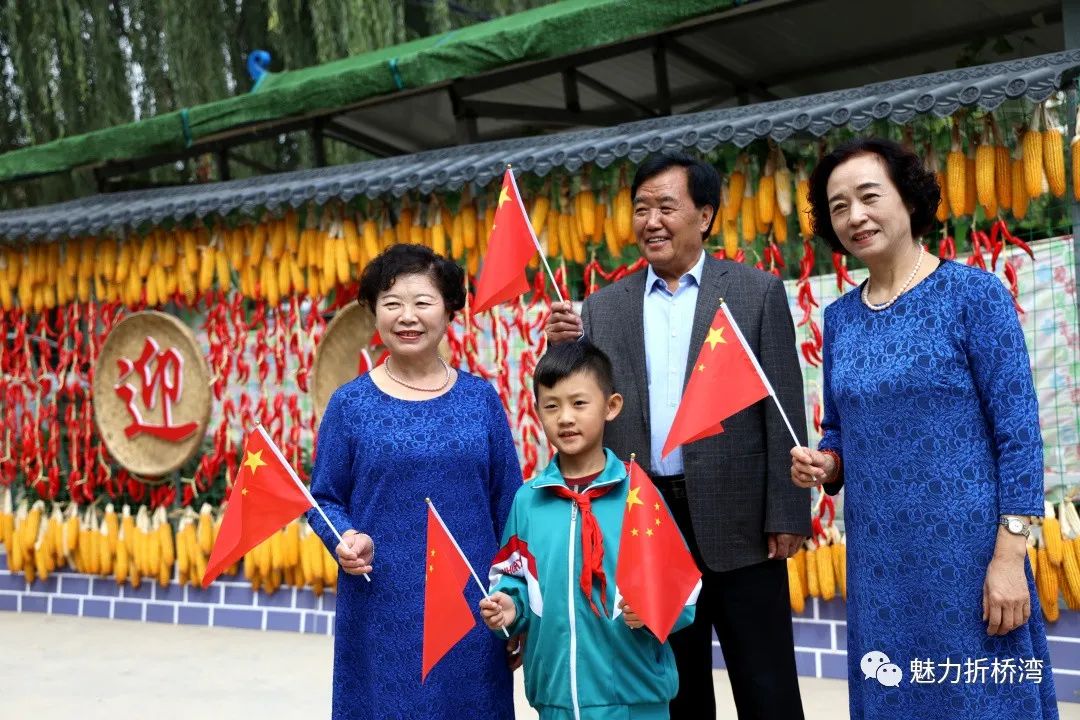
[[0, 0, 556, 209]]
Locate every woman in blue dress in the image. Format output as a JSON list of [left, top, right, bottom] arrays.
[[789, 138, 1058, 718], [308, 243, 520, 719]]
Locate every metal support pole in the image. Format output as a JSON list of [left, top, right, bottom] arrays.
[[1063, 0, 1080, 305]]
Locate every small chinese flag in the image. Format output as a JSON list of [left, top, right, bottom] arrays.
[[662, 302, 771, 458], [472, 167, 541, 313], [422, 501, 477, 682], [201, 426, 314, 588], [615, 461, 701, 643]]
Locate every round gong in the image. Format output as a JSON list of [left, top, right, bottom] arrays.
[[311, 303, 453, 421], [311, 303, 377, 422], [92, 311, 211, 477]]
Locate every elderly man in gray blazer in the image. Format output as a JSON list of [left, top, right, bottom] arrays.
[[546, 153, 809, 720]]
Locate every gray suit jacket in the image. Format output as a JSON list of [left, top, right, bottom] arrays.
[[581, 254, 810, 572]]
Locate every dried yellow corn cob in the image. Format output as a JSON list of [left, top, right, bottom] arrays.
[[1036, 545, 1059, 622], [1011, 152, 1029, 220], [946, 124, 966, 217], [795, 165, 813, 238], [975, 133, 996, 214], [817, 540, 836, 601], [1044, 504, 1063, 566], [787, 558, 805, 614], [1022, 113, 1045, 198], [805, 545, 820, 598], [1043, 115, 1066, 198]]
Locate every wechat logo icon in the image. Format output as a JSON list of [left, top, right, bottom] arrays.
[[862, 650, 903, 687]]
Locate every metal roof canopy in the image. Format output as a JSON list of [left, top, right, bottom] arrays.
[[3, 47, 1078, 243], [82, 0, 1065, 191]]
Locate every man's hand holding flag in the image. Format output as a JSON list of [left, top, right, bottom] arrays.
[[472, 166, 563, 313]]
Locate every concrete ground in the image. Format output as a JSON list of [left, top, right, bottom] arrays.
[[1, 613, 1076, 719]]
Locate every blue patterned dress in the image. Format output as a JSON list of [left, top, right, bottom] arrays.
[[308, 371, 520, 720], [820, 260, 1058, 718]]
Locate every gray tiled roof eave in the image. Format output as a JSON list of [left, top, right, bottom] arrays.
[[2, 49, 1077, 243]]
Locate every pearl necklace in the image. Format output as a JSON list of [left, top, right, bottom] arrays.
[[861, 245, 925, 312], [384, 357, 452, 392]]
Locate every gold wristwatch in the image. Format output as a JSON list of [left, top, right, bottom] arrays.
[[999, 515, 1031, 538]]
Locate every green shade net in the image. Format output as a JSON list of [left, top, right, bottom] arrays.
[[0, 0, 733, 184]]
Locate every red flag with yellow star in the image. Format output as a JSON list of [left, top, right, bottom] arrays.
[[201, 426, 314, 587], [472, 167, 541, 313], [422, 501, 476, 682], [616, 461, 701, 643], [662, 302, 771, 458]]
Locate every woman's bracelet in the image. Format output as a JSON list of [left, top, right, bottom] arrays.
[[820, 449, 842, 484]]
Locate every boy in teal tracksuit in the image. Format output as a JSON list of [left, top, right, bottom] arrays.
[[480, 340, 698, 720]]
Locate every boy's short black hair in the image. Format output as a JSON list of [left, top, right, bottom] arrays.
[[533, 340, 616, 399]]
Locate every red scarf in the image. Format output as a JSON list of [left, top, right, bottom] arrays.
[[547, 481, 614, 617]]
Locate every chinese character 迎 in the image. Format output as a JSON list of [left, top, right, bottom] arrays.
[[114, 337, 199, 442]]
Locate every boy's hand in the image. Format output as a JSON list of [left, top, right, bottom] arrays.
[[480, 592, 517, 630], [619, 599, 644, 629], [335, 530, 373, 576], [506, 633, 526, 671]]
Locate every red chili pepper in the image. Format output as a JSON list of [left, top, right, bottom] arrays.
[[832, 252, 858, 292], [796, 282, 818, 327], [937, 236, 955, 260], [798, 240, 815, 283], [967, 229, 986, 269], [768, 241, 786, 269], [800, 341, 822, 367], [999, 222, 1035, 262], [1003, 261, 1025, 314]]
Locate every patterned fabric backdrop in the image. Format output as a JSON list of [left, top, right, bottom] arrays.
[[208, 238, 1078, 503]]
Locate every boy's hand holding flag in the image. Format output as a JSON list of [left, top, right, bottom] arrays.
[[423, 498, 508, 682], [615, 459, 701, 643]]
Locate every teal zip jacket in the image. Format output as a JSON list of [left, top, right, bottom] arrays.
[[488, 449, 697, 720]]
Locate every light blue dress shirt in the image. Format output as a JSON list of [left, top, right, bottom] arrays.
[[643, 251, 705, 475]]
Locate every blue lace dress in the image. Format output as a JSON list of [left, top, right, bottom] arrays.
[[820, 260, 1058, 718], [308, 371, 520, 720]]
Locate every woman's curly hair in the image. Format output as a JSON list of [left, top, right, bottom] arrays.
[[807, 138, 941, 254], [357, 243, 466, 316]]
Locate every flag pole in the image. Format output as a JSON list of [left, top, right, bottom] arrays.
[[426, 497, 509, 637], [507, 164, 564, 304], [255, 425, 372, 582], [716, 301, 802, 448]]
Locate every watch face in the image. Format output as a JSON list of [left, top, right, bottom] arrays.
[[1007, 518, 1024, 534]]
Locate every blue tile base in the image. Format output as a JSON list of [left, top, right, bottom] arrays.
[[1, 551, 1078, 704]]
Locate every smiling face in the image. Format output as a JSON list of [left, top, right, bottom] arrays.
[[633, 166, 713, 283], [825, 152, 916, 263], [537, 370, 622, 462], [373, 272, 450, 361]]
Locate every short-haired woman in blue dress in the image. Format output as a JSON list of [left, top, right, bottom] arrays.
[[308, 243, 520, 720], [790, 138, 1058, 719]]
